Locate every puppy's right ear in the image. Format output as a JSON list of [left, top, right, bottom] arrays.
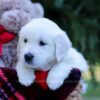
[[17, 38, 21, 57]]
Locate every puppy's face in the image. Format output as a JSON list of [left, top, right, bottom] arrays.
[[18, 28, 56, 70], [17, 18, 72, 70]]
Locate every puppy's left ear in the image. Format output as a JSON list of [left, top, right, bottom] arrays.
[[56, 31, 72, 62]]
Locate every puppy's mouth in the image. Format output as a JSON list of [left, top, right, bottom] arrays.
[[24, 61, 40, 69], [24, 61, 34, 68]]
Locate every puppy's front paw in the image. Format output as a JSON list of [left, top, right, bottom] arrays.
[[47, 73, 64, 90], [18, 73, 35, 87]]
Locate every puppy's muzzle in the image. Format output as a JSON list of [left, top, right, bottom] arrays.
[[24, 53, 34, 63]]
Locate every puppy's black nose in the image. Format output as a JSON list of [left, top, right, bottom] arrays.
[[25, 53, 33, 62]]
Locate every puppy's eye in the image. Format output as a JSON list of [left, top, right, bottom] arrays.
[[24, 38, 27, 43], [39, 41, 46, 46]]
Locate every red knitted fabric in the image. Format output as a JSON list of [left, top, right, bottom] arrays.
[[0, 67, 81, 100], [0, 25, 15, 56], [35, 71, 48, 90]]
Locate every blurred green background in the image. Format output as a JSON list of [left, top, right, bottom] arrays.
[[33, 0, 100, 99]]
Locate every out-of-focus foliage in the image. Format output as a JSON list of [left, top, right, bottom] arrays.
[[33, 0, 100, 64]]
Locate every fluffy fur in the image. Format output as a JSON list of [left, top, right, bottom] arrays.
[[66, 48, 88, 72], [16, 18, 87, 90], [0, 0, 44, 68], [0, 0, 44, 33]]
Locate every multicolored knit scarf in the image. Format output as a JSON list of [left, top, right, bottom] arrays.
[[0, 67, 81, 100]]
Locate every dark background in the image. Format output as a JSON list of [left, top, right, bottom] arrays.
[[33, 0, 100, 65]]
